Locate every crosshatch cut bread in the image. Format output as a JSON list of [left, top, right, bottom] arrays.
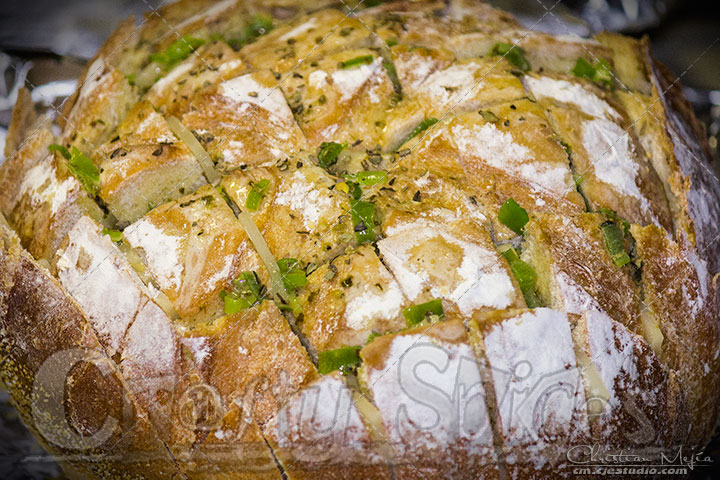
[[1, 0, 719, 478]]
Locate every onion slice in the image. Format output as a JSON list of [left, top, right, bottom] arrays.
[[167, 116, 221, 185], [234, 206, 288, 303], [167, 114, 294, 309]]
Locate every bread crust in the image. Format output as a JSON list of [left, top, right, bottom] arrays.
[[3, 87, 39, 160], [0, 216, 183, 479], [645, 50, 720, 273]]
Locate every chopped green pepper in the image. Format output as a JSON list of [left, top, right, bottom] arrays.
[[598, 207, 630, 233], [491, 42, 531, 71], [366, 331, 382, 344], [340, 55, 374, 69], [403, 299, 444, 327], [350, 199, 376, 244], [571, 57, 595, 78], [50, 144, 100, 195], [102, 228, 123, 242], [49, 144, 71, 159], [151, 36, 205, 70], [601, 221, 631, 267], [247, 15, 273, 38], [318, 345, 362, 374], [228, 15, 274, 49], [399, 118, 438, 147], [222, 271, 263, 314], [344, 170, 387, 186], [345, 180, 363, 200], [501, 247, 541, 308], [382, 60, 403, 99], [245, 179, 270, 211], [277, 258, 307, 291], [317, 141, 346, 169], [498, 198, 529, 235], [571, 57, 614, 88]]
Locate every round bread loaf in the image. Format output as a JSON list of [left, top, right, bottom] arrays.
[[1, 1, 719, 478]]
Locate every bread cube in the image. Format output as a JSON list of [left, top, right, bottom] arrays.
[[0, 218, 182, 479], [182, 70, 308, 171], [525, 73, 673, 230], [299, 245, 408, 353], [124, 185, 264, 322], [572, 310, 688, 448], [144, 41, 248, 117], [0, 128, 104, 261], [96, 101, 207, 225], [523, 213, 642, 330], [60, 59, 138, 156], [469, 308, 590, 478], [281, 48, 395, 149], [241, 10, 372, 74], [359, 319, 501, 479], [377, 210, 524, 316], [261, 165, 355, 265], [265, 372, 393, 480], [631, 224, 720, 446]]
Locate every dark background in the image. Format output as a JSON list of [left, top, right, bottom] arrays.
[[0, 0, 719, 478]]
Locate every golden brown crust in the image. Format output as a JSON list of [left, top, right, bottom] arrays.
[[3, 87, 38, 159], [571, 311, 689, 448], [144, 41, 249, 117], [593, 33, 651, 95], [299, 245, 408, 352], [533, 76, 673, 230], [208, 302, 318, 425], [360, 319, 501, 479], [59, 16, 140, 130], [96, 101, 207, 224], [520, 33, 614, 76], [644, 43, 720, 273], [524, 213, 642, 330], [241, 9, 372, 74], [0, 125, 54, 217], [181, 70, 308, 171], [631, 224, 720, 446], [0, 216, 183, 479], [123, 185, 266, 323], [0, 129, 105, 261], [282, 47, 395, 149], [61, 62, 138, 156]]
